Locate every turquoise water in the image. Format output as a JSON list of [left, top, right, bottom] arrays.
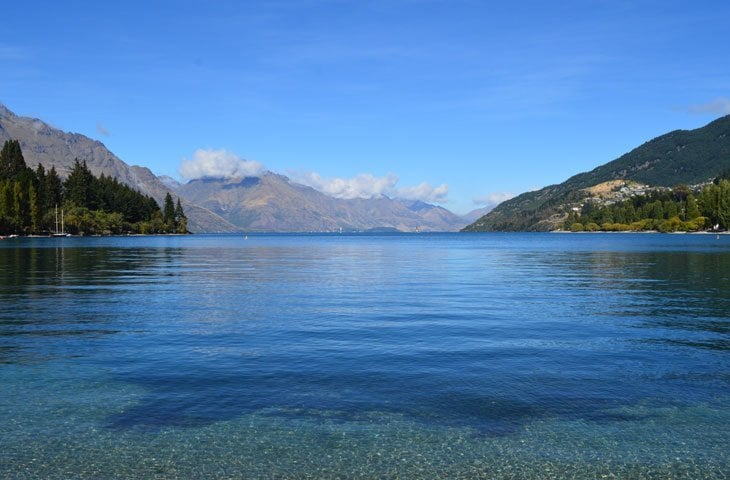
[[1, 233, 728, 478]]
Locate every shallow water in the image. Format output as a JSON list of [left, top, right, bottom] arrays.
[[1, 233, 728, 478]]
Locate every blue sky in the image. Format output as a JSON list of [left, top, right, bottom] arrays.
[[2, 0, 729, 214]]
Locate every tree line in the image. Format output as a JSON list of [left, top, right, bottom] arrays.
[[0, 139, 187, 235], [565, 178, 730, 233]]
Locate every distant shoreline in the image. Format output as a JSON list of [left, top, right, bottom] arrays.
[[551, 230, 729, 234]]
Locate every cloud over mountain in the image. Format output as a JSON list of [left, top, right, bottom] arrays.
[[397, 182, 449, 203], [296, 172, 398, 199], [295, 172, 448, 203], [180, 148, 265, 180]]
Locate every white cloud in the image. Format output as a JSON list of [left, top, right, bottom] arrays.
[[688, 97, 730, 115], [295, 172, 449, 203], [397, 182, 449, 203], [296, 172, 398, 199], [473, 191, 515, 208], [179, 148, 265, 180]]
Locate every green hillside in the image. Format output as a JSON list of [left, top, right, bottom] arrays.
[[464, 115, 730, 231]]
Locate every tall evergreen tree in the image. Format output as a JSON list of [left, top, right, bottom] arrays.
[[174, 198, 187, 234], [29, 183, 39, 232], [0, 140, 27, 180], [64, 159, 96, 208], [163, 192, 176, 227], [34, 163, 48, 212], [46, 165, 63, 209], [13, 181, 27, 231], [0, 180, 12, 234], [0, 179, 9, 221]]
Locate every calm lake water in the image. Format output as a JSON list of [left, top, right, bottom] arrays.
[[1, 233, 728, 478]]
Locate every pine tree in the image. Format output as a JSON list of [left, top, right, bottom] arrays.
[[13, 181, 26, 231], [0, 140, 27, 180], [64, 159, 96, 208], [2, 179, 14, 220], [46, 166, 63, 210], [163, 192, 176, 230], [0, 180, 11, 234], [0, 180, 9, 220], [174, 198, 188, 234], [29, 183, 39, 232]]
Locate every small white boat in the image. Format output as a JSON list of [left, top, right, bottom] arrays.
[[52, 206, 70, 237]]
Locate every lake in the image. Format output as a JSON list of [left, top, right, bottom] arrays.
[[0, 233, 728, 478]]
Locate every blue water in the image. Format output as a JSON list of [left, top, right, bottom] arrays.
[[1, 233, 728, 478]]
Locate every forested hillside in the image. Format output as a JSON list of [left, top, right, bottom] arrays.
[[465, 115, 730, 231], [0, 140, 187, 235], [564, 176, 730, 232], [0, 104, 236, 233]]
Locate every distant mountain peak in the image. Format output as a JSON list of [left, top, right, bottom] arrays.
[[178, 169, 467, 232]]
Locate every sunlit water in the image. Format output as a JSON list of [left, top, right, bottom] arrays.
[[1, 233, 728, 478]]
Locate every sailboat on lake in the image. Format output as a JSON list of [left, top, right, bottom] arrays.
[[52, 205, 71, 237]]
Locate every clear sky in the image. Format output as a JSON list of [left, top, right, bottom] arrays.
[[2, 0, 729, 214]]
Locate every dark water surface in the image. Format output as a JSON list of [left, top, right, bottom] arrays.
[[1, 233, 728, 478]]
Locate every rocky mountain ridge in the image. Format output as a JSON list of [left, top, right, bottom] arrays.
[[0, 104, 239, 232], [173, 173, 467, 232]]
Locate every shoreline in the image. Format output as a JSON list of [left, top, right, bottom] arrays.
[[551, 229, 729, 234], [1, 233, 191, 239]]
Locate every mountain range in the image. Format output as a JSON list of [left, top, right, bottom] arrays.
[[0, 104, 468, 232], [171, 174, 465, 232], [464, 114, 730, 231]]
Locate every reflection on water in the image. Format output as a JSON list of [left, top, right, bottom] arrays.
[[555, 249, 730, 350], [0, 233, 728, 478]]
